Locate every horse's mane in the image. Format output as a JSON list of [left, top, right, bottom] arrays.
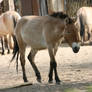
[[50, 12, 73, 24]]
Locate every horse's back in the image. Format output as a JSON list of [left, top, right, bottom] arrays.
[[17, 15, 65, 37], [15, 15, 65, 49]]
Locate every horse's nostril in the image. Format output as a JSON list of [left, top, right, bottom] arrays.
[[72, 42, 80, 53], [73, 46, 80, 53]]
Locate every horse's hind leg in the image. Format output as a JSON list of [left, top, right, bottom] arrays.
[[4, 35, 10, 54], [87, 27, 92, 45], [20, 47, 28, 82], [48, 47, 60, 84], [79, 15, 85, 45], [27, 49, 41, 83], [1, 37, 5, 55]]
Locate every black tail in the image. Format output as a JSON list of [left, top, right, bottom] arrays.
[[10, 35, 19, 73], [79, 15, 85, 37], [10, 16, 19, 72], [11, 36, 19, 61]]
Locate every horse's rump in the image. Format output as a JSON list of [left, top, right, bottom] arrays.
[[0, 11, 21, 53], [76, 7, 92, 44]]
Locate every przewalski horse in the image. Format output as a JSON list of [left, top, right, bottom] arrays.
[[0, 11, 21, 54], [11, 12, 80, 84], [76, 7, 92, 45]]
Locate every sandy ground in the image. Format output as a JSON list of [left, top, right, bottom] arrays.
[[0, 45, 92, 91]]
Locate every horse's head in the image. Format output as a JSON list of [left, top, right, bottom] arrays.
[[64, 17, 80, 53]]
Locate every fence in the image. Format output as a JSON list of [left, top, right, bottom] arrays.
[[65, 0, 92, 17]]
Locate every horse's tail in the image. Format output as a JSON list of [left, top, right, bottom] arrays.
[[10, 16, 19, 72], [10, 35, 19, 73], [10, 18, 27, 73], [79, 15, 85, 38]]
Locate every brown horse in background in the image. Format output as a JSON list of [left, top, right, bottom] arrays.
[[0, 11, 21, 54], [11, 12, 80, 84]]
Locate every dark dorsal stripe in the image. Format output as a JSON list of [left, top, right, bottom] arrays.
[[50, 12, 73, 24]]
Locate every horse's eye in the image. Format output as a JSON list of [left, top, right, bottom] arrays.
[[65, 31, 71, 35], [67, 32, 71, 34]]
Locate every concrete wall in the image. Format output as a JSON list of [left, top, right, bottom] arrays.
[[51, 0, 64, 12]]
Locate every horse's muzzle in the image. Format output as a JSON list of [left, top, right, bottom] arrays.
[[72, 42, 80, 53]]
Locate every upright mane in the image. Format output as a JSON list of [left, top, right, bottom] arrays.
[[50, 12, 73, 24]]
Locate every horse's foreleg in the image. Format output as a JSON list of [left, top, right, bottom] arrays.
[[28, 49, 41, 83], [53, 47, 60, 84], [48, 47, 60, 84], [54, 46, 58, 56]]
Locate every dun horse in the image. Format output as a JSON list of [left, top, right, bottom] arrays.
[[0, 11, 21, 54], [11, 12, 80, 84], [76, 7, 92, 45]]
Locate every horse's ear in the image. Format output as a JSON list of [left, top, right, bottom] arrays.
[[64, 17, 70, 25]]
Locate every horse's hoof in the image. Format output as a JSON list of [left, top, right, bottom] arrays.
[[24, 80, 28, 82], [24, 79, 28, 82], [56, 79, 61, 84], [48, 80, 53, 84], [48, 79, 53, 83], [7, 50, 10, 54], [1, 52, 4, 55], [56, 81, 61, 85], [37, 78, 41, 83], [89, 42, 92, 45]]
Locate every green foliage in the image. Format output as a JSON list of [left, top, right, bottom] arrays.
[[64, 88, 82, 92], [87, 86, 92, 92]]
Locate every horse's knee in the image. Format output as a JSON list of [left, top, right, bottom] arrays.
[[50, 61, 57, 68], [27, 52, 32, 61], [20, 55, 25, 66]]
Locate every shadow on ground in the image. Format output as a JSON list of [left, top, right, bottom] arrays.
[[0, 81, 92, 92]]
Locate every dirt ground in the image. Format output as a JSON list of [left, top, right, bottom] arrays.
[[0, 45, 92, 91]]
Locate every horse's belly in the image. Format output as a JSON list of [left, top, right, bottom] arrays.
[[22, 33, 47, 49], [25, 39, 47, 49]]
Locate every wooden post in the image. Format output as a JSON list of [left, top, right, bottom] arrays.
[[47, 0, 64, 13], [9, 0, 15, 11], [3, 0, 9, 12], [15, 0, 22, 15]]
